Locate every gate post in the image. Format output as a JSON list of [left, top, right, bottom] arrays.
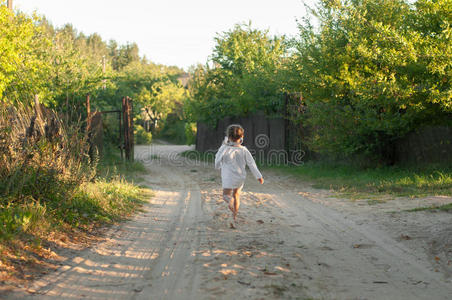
[[122, 96, 134, 161], [119, 110, 123, 160], [122, 97, 129, 161], [128, 97, 134, 161]]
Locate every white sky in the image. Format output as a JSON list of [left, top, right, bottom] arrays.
[[13, 0, 317, 70]]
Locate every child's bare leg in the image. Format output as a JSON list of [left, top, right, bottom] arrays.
[[232, 188, 241, 220], [223, 189, 233, 212]]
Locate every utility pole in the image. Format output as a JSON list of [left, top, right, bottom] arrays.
[[7, 0, 13, 10]]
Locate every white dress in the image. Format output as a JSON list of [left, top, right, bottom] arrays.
[[215, 140, 262, 189]]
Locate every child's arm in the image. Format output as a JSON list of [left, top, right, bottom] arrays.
[[244, 148, 263, 183], [214, 144, 226, 169]]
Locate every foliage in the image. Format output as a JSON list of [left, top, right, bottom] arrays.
[[0, 105, 150, 280], [94, 61, 186, 145], [116, 62, 185, 120], [0, 104, 89, 240], [134, 124, 153, 145], [157, 110, 188, 144], [187, 1, 451, 162], [0, 3, 178, 282], [0, 105, 95, 203], [185, 23, 288, 126], [292, 0, 451, 160], [44, 24, 104, 108], [185, 122, 197, 145], [0, 7, 52, 105], [0, 7, 186, 141]]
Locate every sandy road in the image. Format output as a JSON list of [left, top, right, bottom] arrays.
[[6, 144, 452, 299]]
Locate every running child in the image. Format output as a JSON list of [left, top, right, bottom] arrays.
[[215, 124, 264, 228]]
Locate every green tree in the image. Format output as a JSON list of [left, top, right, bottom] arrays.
[[186, 23, 288, 125], [47, 25, 103, 108], [0, 7, 52, 105], [292, 0, 451, 161]]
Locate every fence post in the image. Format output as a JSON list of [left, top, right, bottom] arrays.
[[128, 97, 134, 161], [121, 96, 134, 162], [122, 97, 128, 161], [86, 94, 91, 129], [119, 110, 123, 160]]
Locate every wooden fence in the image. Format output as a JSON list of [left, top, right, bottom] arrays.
[[195, 93, 452, 165], [196, 111, 286, 156], [195, 93, 307, 164], [394, 126, 452, 165]]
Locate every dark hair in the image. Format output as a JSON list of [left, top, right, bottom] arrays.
[[226, 124, 244, 141]]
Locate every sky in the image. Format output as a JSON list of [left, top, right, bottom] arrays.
[[14, 0, 316, 70]]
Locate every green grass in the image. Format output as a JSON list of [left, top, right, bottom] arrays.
[[97, 145, 147, 181], [0, 145, 152, 281], [0, 105, 153, 282], [1, 145, 149, 242], [182, 148, 452, 199], [408, 203, 452, 212], [270, 162, 452, 198]]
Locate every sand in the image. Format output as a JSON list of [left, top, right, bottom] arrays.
[[4, 144, 452, 299]]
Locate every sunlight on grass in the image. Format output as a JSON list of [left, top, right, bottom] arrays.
[[0, 138, 152, 281], [272, 162, 452, 198]]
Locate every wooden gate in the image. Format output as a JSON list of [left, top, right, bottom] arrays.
[[86, 95, 134, 162]]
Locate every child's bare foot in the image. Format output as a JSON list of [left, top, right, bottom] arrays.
[[229, 222, 236, 229]]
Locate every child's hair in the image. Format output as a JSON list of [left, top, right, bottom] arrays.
[[226, 124, 244, 141]]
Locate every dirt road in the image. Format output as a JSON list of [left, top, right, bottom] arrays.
[[7, 144, 452, 299]]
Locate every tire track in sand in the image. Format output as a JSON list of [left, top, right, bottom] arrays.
[[6, 145, 204, 300]]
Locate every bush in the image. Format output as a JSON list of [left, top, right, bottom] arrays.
[[187, 1, 451, 163], [185, 122, 197, 145], [185, 23, 287, 126], [293, 0, 452, 161], [0, 105, 95, 238], [157, 112, 188, 144], [134, 124, 152, 144], [0, 105, 95, 202], [0, 105, 150, 282]]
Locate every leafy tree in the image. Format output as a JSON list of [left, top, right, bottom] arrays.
[[46, 25, 103, 108], [0, 7, 52, 105], [292, 0, 451, 161], [186, 23, 288, 125], [110, 42, 140, 71]]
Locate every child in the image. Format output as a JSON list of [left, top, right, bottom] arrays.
[[215, 124, 264, 228]]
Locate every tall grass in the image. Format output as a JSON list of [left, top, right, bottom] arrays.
[[0, 104, 95, 238], [0, 104, 150, 282]]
